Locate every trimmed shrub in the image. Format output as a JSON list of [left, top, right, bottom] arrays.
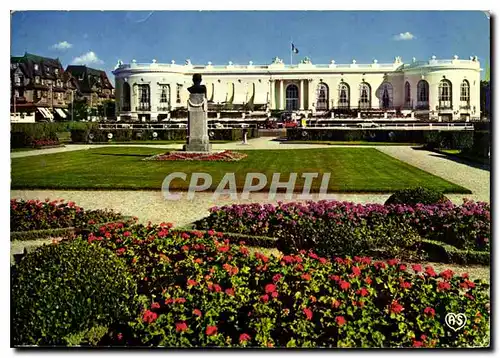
[[384, 187, 449, 206], [11, 239, 137, 346], [81, 225, 490, 348]]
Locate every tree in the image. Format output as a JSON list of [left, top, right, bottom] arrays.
[[480, 81, 490, 119], [68, 99, 89, 121]]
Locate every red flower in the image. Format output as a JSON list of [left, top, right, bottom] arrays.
[[206, 326, 218, 336], [271, 291, 279, 298], [272, 274, 282, 282], [225, 288, 235, 296], [239, 333, 251, 343], [330, 275, 340, 282], [461, 272, 470, 279], [261, 294, 269, 303], [390, 300, 404, 314], [116, 248, 126, 255], [332, 299, 341, 309], [265, 283, 277, 293], [319, 257, 327, 265], [301, 273, 312, 281], [151, 302, 160, 309], [440, 269, 454, 281], [413, 340, 424, 348], [193, 309, 202, 317], [187, 279, 198, 287], [364, 276, 372, 285], [181, 245, 189, 251], [339, 280, 351, 291], [123, 231, 131, 237], [207, 229, 215, 236], [281, 255, 295, 264], [176, 322, 188, 332], [374, 261, 386, 270], [335, 316, 346, 326], [165, 298, 173, 305], [356, 287, 369, 297], [425, 266, 437, 277], [411, 264, 422, 273], [387, 258, 399, 266], [240, 247, 249, 255], [303, 307, 313, 320], [295, 264, 304, 272], [117, 333, 123, 341], [194, 258, 203, 264], [218, 245, 230, 253], [400, 281, 412, 289], [421, 334, 427, 341], [175, 297, 186, 304], [437, 281, 451, 291], [424, 307, 435, 317], [399, 264, 407, 271], [351, 266, 361, 277], [142, 310, 158, 324]]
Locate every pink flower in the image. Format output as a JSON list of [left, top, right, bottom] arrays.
[[142, 310, 158, 324], [272, 274, 282, 282], [193, 309, 202, 317], [225, 288, 235, 296], [239, 333, 251, 343], [424, 307, 435, 317], [151, 302, 160, 309], [265, 283, 277, 293], [206, 325, 218, 336], [412, 264, 423, 273]]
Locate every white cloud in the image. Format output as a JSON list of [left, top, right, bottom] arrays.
[[51, 41, 73, 50], [393, 32, 416, 41], [72, 51, 104, 65]]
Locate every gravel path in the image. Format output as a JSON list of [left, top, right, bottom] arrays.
[[377, 146, 490, 203]]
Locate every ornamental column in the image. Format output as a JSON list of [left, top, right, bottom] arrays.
[[308, 79, 316, 112], [280, 79, 284, 110], [269, 79, 275, 109], [300, 79, 304, 110]]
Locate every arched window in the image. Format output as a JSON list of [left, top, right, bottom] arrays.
[[378, 82, 393, 109], [404, 81, 411, 108], [159, 85, 170, 104], [316, 83, 329, 110], [417, 80, 429, 109], [338, 82, 350, 108], [359, 82, 371, 109], [286, 84, 299, 111], [122, 82, 131, 111], [138, 84, 150, 111], [460, 80, 470, 103], [438, 79, 452, 108]]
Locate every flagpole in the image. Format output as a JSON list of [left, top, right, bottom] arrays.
[[290, 39, 293, 65]]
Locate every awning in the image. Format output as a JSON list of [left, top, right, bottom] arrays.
[[233, 82, 248, 104], [212, 82, 227, 104], [55, 108, 67, 118], [253, 88, 269, 105], [37, 107, 53, 119]]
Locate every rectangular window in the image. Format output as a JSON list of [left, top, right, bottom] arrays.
[[176, 84, 182, 104], [34, 64, 39, 71], [160, 85, 170, 103], [35, 76, 40, 84]]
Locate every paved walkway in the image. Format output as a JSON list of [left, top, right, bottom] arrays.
[[11, 137, 489, 226]]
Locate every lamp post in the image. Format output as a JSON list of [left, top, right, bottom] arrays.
[[71, 89, 74, 122]]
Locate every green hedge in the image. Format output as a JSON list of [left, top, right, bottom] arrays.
[[419, 239, 490, 265], [11, 123, 98, 148], [11, 227, 77, 242], [71, 128, 259, 143], [287, 128, 474, 149], [12, 239, 137, 346]]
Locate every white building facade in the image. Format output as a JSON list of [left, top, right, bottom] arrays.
[[112, 55, 481, 121]]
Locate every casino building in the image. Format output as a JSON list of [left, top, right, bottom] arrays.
[[112, 55, 482, 122]]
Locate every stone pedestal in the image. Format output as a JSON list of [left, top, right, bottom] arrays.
[[183, 93, 212, 152]]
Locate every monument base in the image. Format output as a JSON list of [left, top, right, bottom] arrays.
[[183, 143, 212, 152]]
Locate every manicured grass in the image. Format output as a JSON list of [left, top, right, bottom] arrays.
[[284, 140, 419, 146], [11, 147, 470, 193], [11, 148, 38, 152]]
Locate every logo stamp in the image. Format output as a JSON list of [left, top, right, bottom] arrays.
[[445, 313, 467, 331]]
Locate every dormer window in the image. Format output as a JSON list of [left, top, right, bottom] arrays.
[[34, 64, 39, 71], [54, 68, 59, 75], [35, 76, 40, 84]]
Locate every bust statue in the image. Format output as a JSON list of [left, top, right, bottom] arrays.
[[188, 73, 207, 95]]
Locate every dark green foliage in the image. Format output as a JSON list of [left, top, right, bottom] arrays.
[[11, 239, 137, 346], [385, 187, 449, 206], [420, 239, 490, 265]]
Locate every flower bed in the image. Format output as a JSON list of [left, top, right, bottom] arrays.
[[72, 223, 490, 348], [31, 139, 61, 149], [144, 150, 247, 162], [195, 200, 490, 254], [10, 199, 124, 234]]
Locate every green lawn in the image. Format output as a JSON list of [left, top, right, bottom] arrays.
[[89, 140, 231, 145], [11, 147, 470, 193]]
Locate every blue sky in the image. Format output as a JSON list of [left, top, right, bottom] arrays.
[[11, 11, 490, 83]]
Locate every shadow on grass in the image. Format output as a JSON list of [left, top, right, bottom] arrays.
[[411, 146, 490, 171]]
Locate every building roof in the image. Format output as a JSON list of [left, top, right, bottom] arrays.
[[66, 65, 114, 93], [11, 52, 64, 80]]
